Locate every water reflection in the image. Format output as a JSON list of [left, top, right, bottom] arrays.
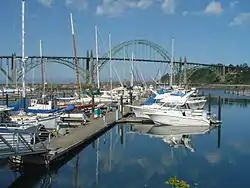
[[129, 124, 220, 153], [3, 98, 250, 188]]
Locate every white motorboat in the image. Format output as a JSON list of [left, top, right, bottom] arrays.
[[145, 109, 213, 126], [128, 90, 200, 119], [153, 90, 206, 110]]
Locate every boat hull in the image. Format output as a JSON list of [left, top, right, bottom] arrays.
[[13, 115, 60, 130], [147, 113, 210, 126]]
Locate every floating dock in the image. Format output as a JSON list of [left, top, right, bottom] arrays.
[[22, 100, 145, 165]]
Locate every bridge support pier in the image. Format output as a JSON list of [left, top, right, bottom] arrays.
[[85, 50, 90, 84], [11, 53, 17, 86], [183, 57, 187, 86], [88, 50, 95, 85]]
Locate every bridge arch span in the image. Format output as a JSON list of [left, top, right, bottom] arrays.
[[99, 39, 172, 69], [17, 58, 88, 81]]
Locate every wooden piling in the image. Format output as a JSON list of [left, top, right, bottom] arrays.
[[217, 125, 221, 148], [5, 94, 8, 107], [218, 96, 221, 120], [208, 93, 211, 114], [91, 94, 95, 119], [120, 95, 123, 116], [129, 90, 133, 111]]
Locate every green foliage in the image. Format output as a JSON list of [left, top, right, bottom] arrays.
[[188, 67, 219, 84], [161, 63, 250, 84], [165, 177, 191, 188]]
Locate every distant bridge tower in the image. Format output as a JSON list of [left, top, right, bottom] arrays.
[[183, 56, 187, 85], [88, 50, 95, 85], [11, 53, 17, 86], [85, 50, 90, 84]]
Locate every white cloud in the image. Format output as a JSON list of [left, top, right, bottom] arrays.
[[229, 13, 250, 27], [229, 0, 239, 9], [204, 152, 221, 164], [183, 1, 223, 16], [96, 0, 154, 17], [137, 0, 154, 9], [37, 0, 53, 7], [204, 1, 223, 15], [65, 0, 88, 10], [161, 0, 177, 14]]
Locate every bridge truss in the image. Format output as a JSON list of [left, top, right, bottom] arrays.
[[0, 39, 227, 86]]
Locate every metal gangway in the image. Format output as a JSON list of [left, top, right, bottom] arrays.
[[0, 124, 51, 158]]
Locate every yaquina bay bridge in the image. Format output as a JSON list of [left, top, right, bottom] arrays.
[[0, 39, 233, 85]]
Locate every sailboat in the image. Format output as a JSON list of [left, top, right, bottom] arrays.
[[9, 0, 60, 130]]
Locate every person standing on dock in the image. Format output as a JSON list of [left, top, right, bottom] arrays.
[[82, 113, 87, 125]]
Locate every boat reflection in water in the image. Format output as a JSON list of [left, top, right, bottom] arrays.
[[129, 124, 219, 152]]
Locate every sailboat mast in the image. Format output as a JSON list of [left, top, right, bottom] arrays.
[[170, 38, 174, 87], [21, 0, 26, 99], [95, 25, 100, 89], [40, 40, 45, 96], [130, 52, 134, 87], [109, 33, 112, 97], [70, 13, 81, 98]]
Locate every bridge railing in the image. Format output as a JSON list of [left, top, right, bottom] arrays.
[[0, 127, 51, 158]]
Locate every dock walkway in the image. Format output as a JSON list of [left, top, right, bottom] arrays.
[[20, 99, 145, 164], [48, 109, 120, 162]]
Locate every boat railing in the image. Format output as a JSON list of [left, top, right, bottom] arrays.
[[0, 126, 51, 158]]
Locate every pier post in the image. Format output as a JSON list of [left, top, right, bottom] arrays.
[[120, 95, 123, 116], [115, 109, 119, 120], [119, 126, 124, 145], [218, 96, 221, 120], [5, 94, 8, 107], [129, 89, 133, 111], [208, 93, 211, 114], [91, 94, 95, 119], [217, 125, 221, 148]]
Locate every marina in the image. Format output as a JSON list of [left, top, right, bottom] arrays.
[[0, 0, 249, 187]]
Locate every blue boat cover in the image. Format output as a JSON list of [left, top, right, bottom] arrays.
[[170, 93, 185, 97], [25, 108, 61, 114], [64, 104, 75, 111]]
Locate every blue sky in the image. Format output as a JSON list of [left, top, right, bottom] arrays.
[[0, 0, 250, 83]]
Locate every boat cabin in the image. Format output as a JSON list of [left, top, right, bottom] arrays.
[[28, 99, 58, 110]]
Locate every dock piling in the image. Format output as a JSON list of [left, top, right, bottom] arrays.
[[91, 94, 95, 119], [129, 91, 133, 111], [115, 109, 119, 120], [218, 96, 221, 120], [120, 95, 123, 116], [208, 93, 211, 114], [5, 94, 8, 107]]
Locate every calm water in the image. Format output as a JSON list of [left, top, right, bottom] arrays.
[[1, 90, 250, 187]]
